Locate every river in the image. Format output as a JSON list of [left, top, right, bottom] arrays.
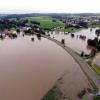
[[0, 35, 90, 100]]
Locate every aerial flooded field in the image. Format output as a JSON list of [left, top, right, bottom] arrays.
[[47, 28, 100, 66], [0, 0, 100, 99], [48, 28, 98, 53], [0, 35, 91, 100]]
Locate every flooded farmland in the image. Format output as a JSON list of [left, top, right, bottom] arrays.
[[0, 35, 91, 100], [48, 28, 99, 54], [48, 28, 100, 66]]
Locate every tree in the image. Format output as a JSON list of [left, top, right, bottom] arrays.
[[87, 38, 98, 47], [78, 21, 88, 28], [95, 29, 100, 37], [16, 29, 20, 33], [80, 51, 84, 57], [31, 37, 34, 41], [96, 44, 100, 51], [71, 33, 74, 38], [36, 34, 41, 40], [31, 21, 40, 25], [90, 49, 96, 57], [61, 39, 65, 44], [52, 19, 56, 22]]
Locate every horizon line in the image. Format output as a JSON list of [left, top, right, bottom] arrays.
[[0, 12, 100, 15]]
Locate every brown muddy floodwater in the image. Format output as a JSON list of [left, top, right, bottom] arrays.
[[47, 28, 100, 66], [0, 35, 90, 100]]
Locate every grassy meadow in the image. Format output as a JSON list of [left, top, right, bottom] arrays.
[[26, 16, 64, 29]]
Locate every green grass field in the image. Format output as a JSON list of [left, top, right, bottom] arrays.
[[93, 96, 100, 100], [87, 60, 100, 78], [56, 27, 81, 33], [25, 16, 82, 33], [26, 16, 64, 29]]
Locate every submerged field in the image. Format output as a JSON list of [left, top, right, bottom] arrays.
[[1, 15, 100, 100], [0, 35, 91, 100]]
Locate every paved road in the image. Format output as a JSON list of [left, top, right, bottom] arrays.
[[42, 35, 100, 90]]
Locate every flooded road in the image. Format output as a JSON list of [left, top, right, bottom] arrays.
[[0, 36, 90, 100]]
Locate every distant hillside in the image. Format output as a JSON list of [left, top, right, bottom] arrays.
[[0, 14, 9, 17], [2, 13, 100, 19]]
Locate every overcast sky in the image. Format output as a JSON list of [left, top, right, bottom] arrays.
[[0, 0, 100, 14]]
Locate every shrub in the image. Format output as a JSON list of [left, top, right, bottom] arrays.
[[61, 39, 65, 44], [77, 89, 86, 98]]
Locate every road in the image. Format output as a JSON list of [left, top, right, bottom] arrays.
[[42, 34, 100, 91]]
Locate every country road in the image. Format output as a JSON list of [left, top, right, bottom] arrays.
[[42, 34, 100, 91]]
